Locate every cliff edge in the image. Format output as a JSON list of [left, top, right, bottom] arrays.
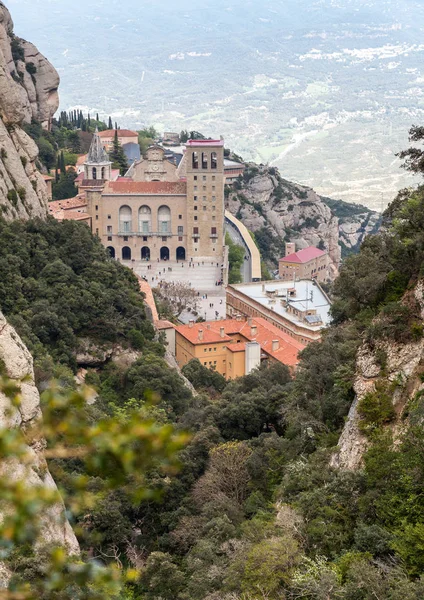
[[0, 2, 59, 219]]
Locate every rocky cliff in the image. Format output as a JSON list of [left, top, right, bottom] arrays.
[[331, 281, 424, 470], [226, 165, 381, 273], [0, 311, 79, 583], [0, 2, 59, 219]]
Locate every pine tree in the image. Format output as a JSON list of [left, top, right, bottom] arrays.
[[96, 113, 99, 123], [108, 116, 113, 129], [55, 155, 60, 183], [60, 151, 66, 177], [109, 130, 128, 175]]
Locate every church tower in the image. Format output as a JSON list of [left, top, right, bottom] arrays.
[[185, 139, 225, 262], [84, 128, 112, 181]]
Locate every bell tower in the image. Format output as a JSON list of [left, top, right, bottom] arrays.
[[185, 139, 225, 262], [84, 128, 112, 181]]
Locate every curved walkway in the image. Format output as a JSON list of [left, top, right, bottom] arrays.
[[225, 211, 262, 282]]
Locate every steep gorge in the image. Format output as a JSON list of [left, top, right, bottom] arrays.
[[0, 2, 58, 219]]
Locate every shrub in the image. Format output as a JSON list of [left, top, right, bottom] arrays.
[[357, 381, 396, 435], [7, 189, 18, 207]]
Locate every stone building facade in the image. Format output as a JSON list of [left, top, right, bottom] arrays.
[[82, 134, 226, 267]]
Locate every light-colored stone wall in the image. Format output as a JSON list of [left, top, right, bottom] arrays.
[[185, 143, 225, 262], [130, 147, 180, 182], [279, 253, 330, 282], [91, 190, 189, 262]]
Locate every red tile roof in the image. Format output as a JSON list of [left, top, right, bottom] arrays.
[[176, 323, 232, 345], [52, 210, 91, 222], [98, 129, 138, 138], [103, 181, 187, 195], [80, 179, 107, 188], [279, 246, 326, 264], [49, 196, 87, 211], [176, 317, 305, 367], [155, 320, 176, 330]]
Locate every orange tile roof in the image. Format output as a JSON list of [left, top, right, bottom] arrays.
[[155, 319, 175, 330], [103, 181, 187, 195], [226, 342, 246, 353], [176, 317, 305, 367], [49, 196, 88, 211], [76, 154, 87, 166], [53, 209, 91, 222], [42, 174, 54, 181], [279, 246, 326, 264], [98, 129, 138, 138], [176, 323, 232, 345]]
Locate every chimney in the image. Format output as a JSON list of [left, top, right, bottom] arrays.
[[236, 314, 243, 322], [206, 324, 211, 330], [220, 326, 225, 338], [272, 339, 279, 351], [247, 317, 253, 326], [262, 284, 265, 292], [250, 325, 257, 337], [198, 329, 204, 341], [189, 320, 194, 328]]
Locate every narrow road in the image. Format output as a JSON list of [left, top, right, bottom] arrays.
[[225, 220, 252, 283]]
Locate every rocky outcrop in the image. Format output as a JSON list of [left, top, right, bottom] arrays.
[[227, 165, 381, 275], [0, 310, 79, 575], [0, 2, 59, 219], [331, 281, 424, 470]]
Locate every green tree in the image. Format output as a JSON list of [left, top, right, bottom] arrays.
[[110, 130, 128, 174]]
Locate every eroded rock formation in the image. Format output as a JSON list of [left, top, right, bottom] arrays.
[[331, 281, 424, 470], [227, 165, 381, 275], [0, 2, 59, 219], [0, 311, 79, 579]]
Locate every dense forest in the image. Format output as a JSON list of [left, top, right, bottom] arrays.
[[1, 178, 424, 597]]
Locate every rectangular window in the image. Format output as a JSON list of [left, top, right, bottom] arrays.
[[179, 236, 183, 241], [203, 175, 207, 181], [212, 176, 216, 181], [142, 221, 149, 233], [95, 205, 98, 211], [124, 236, 128, 241], [107, 226, 112, 233], [96, 228, 99, 235], [212, 216, 216, 221], [211, 227, 217, 235], [194, 196, 198, 201], [212, 186, 216, 191], [162, 236, 167, 242], [193, 227, 199, 234], [212, 196, 216, 202], [194, 205, 197, 211], [194, 216, 198, 221], [194, 186, 198, 191], [108, 215, 111, 219], [143, 236, 147, 242], [212, 206, 216, 211], [160, 221, 169, 233], [95, 215, 99, 220], [107, 236, 112, 241], [178, 226, 183, 234], [203, 206, 207, 211], [203, 196, 206, 201], [203, 186, 206, 191], [194, 175, 198, 181], [179, 214, 182, 219]]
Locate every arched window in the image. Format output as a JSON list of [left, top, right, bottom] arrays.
[[101, 167, 105, 179], [106, 246, 115, 258], [92, 166, 97, 180], [158, 205, 171, 234], [160, 247, 170, 260], [192, 151, 199, 169], [122, 246, 131, 260], [202, 152, 208, 169], [141, 246, 150, 260], [119, 205, 132, 233], [211, 152, 217, 169], [176, 246, 186, 261], [139, 205, 152, 234]]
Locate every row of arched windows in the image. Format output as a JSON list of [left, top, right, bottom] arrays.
[[107, 246, 186, 261], [119, 205, 171, 234]]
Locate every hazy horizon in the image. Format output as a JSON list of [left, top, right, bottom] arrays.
[[9, 0, 424, 209]]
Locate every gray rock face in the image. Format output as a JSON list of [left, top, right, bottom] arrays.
[[0, 3, 59, 219], [227, 165, 380, 275], [331, 281, 424, 470], [0, 311, 79, 576]]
